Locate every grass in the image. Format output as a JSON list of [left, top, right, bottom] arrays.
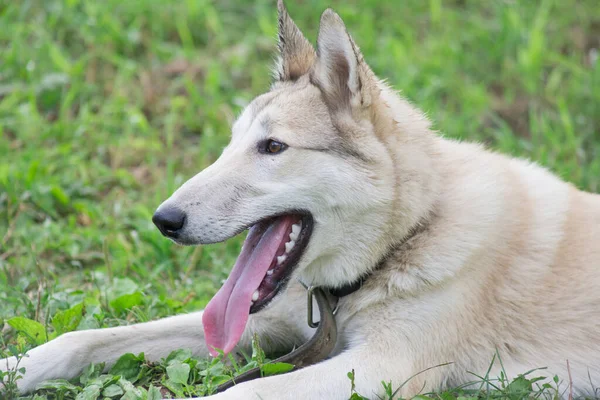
[[0, 0, 599, 398]]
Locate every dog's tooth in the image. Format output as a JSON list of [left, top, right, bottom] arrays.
[[252, 290, 259, 301], [277, 255, 287, 265], [285, 240, 295, 253], [289, 231, 298, 242], [266, 269, 274, 276], [292, 223, 301, 236]]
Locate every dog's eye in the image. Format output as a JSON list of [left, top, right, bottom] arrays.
[[260, 139, 288, 154]]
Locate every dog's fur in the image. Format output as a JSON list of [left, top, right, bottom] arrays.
[[3, 2, 600, 399]]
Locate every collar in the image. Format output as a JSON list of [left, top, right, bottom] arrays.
[[322, 218, 432, 299], [297, 258, 377, 300], [326, 274, 369, 298]]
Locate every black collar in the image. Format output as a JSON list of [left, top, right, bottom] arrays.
[[323, 218, 432, 299], [326, 274, 368, 298]]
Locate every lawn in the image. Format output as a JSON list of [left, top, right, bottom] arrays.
[[0, 0, 599, 399]]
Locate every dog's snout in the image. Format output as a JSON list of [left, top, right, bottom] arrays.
[[152, 207, 186, 237]]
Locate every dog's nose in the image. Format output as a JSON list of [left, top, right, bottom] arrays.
[[152, 207, 186, 237]]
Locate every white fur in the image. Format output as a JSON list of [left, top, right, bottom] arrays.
[[3, 3, 599, 399]]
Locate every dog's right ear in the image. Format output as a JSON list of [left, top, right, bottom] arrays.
[[311, 9, 373, 115], [273, 0, 316, 82]]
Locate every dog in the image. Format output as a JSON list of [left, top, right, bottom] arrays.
[[2, 1, 600, 399]]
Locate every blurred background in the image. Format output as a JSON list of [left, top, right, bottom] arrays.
[[0, 0, 599, 343]]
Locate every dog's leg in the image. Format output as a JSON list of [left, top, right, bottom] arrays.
[[1, 312, 207, 393], [1, 283, 310, 394], [198, 342, 414, 400]]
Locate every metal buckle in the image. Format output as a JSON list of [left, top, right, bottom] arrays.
[[306, 286, 319, 328], [306, 285, 339, 329]]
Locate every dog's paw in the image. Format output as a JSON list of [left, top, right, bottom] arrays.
[[0, 354, 44, 394], [1, 356, 25, 393], [0, 334, 80, 394], [0, 355, 18, 372]]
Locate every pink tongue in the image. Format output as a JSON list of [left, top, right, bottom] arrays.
[[202, 216, 295, 356]]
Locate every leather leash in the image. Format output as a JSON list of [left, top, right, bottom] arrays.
[[215, 286, 337, 393]]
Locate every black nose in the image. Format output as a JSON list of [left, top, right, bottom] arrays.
[[152, 207, 186, 237]]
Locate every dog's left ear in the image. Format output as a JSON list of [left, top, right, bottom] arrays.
[[312, 9, 373, 113], [273, 0, 316, 82]]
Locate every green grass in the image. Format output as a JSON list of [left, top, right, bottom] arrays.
[[0, 0, 599, 398]]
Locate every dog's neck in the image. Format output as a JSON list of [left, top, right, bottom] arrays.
[[373, 82, 442, 247], [326, 212, 434, 298], [318, 87, 444, 309]]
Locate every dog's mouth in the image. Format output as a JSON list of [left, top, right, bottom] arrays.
[[202, 212, 313, 356]]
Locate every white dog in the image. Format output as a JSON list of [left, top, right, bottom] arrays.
[[3, 1, 600, 399]]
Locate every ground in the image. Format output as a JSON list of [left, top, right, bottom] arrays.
[[0, 0, 599, 399]]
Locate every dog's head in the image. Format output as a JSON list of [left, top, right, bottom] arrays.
[[153, 1, 434, 355]]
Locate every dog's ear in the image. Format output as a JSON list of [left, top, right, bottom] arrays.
[[312, 9, 373, 113], [273, 0, 316, 82]]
